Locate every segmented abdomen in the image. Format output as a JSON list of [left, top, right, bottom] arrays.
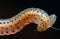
[[0, 8, 51, 36]]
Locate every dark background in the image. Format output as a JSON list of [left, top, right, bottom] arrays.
[[0, 0, 60, 39]]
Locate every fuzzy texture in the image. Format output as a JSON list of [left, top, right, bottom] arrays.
[[0, 8, 56, 36]]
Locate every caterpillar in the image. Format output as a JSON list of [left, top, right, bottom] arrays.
[[0, 8, 59, 36]]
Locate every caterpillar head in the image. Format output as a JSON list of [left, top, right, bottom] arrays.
[[36, 11, 57, 32]]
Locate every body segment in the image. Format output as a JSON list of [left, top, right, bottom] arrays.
[[0, 8, 57, 36]]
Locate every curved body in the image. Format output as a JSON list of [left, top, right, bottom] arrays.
[[0, 8, 56, 36]]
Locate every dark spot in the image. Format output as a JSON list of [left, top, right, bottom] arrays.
[[17, 22, 19, 24], [41, 23, 45, 27], [1, 32, 3, 34], [41, 13, 43, 14], [19, 15, 21, 17], [10, 20, 13, 22], [37, 11, 39, 13], [15, 18, 16, 20], [26, 17, 28, 19], [40, 19, 42, 21], [28, 14, 30, 16], [15, 24, 17, 26], [1, 27, 4, 29], [39, 18, 40, 19], [16, 26, 19, 29], [33, 10, 35, 12], [17, 17, 19, 18], [6, 28, 8, 30], [12, 30, 15, 32], [33, 15, 35, 16], [31, 14, 33, 16], [3, 22, 5, 24], [18, 20, 20, 21], [34, 17, 37, 19], [0, 22, 2, 24], [22, 12, 25, 14], [7, 22, 9, 23], [23, 18, 25, 20], [10, 25, 12, 27], [42, 24, 44, 27], [6, 31, 8, 33]]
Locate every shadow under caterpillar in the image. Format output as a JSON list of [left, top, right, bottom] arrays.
[[0, 8, 58, 36]]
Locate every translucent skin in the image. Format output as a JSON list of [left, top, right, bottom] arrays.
[[0, 8, 56, 36]]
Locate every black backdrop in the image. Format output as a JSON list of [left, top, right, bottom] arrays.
[[0, 0, 60, 39]]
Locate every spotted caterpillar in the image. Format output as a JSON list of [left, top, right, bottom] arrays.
[[0, 8, 57, 36]]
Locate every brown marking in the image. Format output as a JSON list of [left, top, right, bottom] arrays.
[[44, 19, 51, 28]]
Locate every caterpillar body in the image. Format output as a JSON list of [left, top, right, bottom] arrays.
[[0, 8, 57, 36]]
